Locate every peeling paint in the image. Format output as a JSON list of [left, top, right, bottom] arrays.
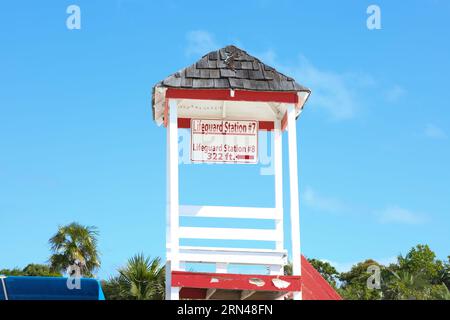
[[249, 278, 265, 287]]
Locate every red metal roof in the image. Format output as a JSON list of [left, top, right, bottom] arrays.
[[173, 255, 342, 300], [301, 255, 342, 300]]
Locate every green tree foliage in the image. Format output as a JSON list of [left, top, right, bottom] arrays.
[[307, 259, 339, 289], [396, 244, 443, 282], [0, 264, 61, 277], [22, 264, 62, 277], [382, 269, 431, 300], [102, 254, 165, 300], [49, 222, 100, 277], [338, 244, 449, 300], [440, 256, 450, 289], [0, 267, 25, 276], [338, 259, 383, 300]]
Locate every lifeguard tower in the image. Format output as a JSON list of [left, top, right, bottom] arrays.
[[151, 45, 340, 300]]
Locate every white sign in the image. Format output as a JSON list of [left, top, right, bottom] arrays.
[[190, 119, 258, 164]]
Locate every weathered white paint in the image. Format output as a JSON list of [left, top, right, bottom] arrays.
[[274, 120, 284, 253], [179, 227, 280, 242], [287, 104, 302, 300], [167, 99, 180, 300], [168, 246, 287, 266], [165, 100, 303, 299], [179, 205, 277, 220], [216, 263, 228, 273]]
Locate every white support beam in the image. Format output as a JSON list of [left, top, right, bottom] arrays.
[[274, 120, 284, 251], [170, 246, 287, 266], [167, 99, 180, 300], [179, 205, 277, 220], [241, 290, 256, 300], [216, 263, 228, 273], [287, 105, 302, 300], [269, 265, 283, 275], [206, 288, 217, 300], [165, 261, 172, 300], [179, 227, 280, 242]]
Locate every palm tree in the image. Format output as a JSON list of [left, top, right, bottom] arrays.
[[49, 222, 100, 277], [105, 254, 165, 300], [383, 269, 429, 300]]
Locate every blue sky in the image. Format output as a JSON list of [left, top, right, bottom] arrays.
[[0, 0, 449, 279]]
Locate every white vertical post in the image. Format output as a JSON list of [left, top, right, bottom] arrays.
[[274, 120, 284, 258], [287, 105, 302, 300], [216, 263, 228, 273], [166, 99, 180, 300], [269, 265, 283, 275]]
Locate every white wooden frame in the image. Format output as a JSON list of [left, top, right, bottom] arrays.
[[165, 100, 302, 300]]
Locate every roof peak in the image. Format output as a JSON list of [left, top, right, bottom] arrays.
[[154, 45, 310, 93]]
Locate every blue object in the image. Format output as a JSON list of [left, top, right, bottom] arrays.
[[0, 276, 105, 300]]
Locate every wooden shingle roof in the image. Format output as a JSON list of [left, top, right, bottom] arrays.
[[154, 45, 310, 93]]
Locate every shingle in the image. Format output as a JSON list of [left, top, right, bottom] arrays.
[[196, 58, 209, 69], [200, 69, 210, 78], [248, 70, 265, 80], [293, 82, 308, 91], [220, 69, 236, 77], [249, 80, 270, 90], [279, 80, 295, 90], [235, 70, 249, 78], [229, 78, 245, 89], [180, 78, 193, 87], [163, 75, 182, 87], [209, 69, 220, 79], [241, 61, 253, 70], [208, 51, 218, 60], [214, 78, 229, 88], [263, 70, 274, 80], [193, 79, 215, 88], [207, 60, 217, 68], [233, 61, 242, 69], [217, 60, 227, 68]]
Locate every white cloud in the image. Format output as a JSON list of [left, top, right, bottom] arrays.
[[385, 85, 406, 102], [377, 206, 425, 225], [258, 53, 375, 120], [424, 123, 447, 139], [303, 187, 427, 226], [302, 186, 347, 214], [320, 259, 356, 273], [185, 30, 219, 57]]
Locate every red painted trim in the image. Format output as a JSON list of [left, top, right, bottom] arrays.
[[178, 118, 275, 131], [179, 288, 207, 300], [177, 118, 191, 128], [172, 271, 301, 292], [166, 88, 298, 104], [259, 121, 274, 131]]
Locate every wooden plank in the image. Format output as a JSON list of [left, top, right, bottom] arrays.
[[241, 290, 256, 300], [171, 250, 287, 266], [179, 227, 280, 241], [167, 99, 180, 300], [274, 120, 284, 252], [287, 104, 301, 300], [179, 205, 277, 220]]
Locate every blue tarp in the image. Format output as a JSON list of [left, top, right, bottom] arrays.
[[0, 276, 105, 300]]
